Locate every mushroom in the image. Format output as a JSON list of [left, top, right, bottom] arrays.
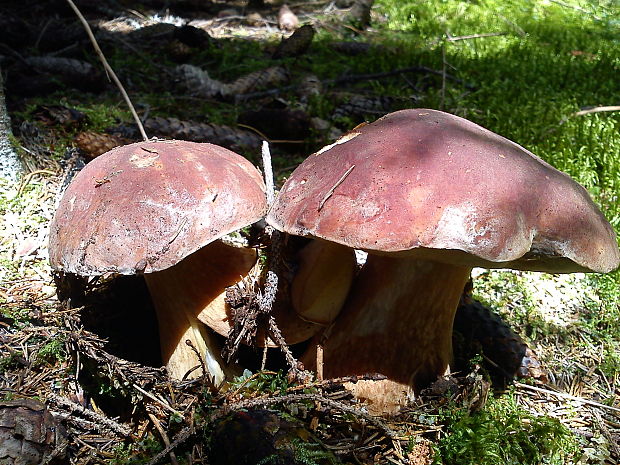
[[266, 109, 620, 413], [49, 140, 267, 383]]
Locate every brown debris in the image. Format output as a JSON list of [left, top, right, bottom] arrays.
[[33, 105, 87, 129], [0, 398, 67, 465]]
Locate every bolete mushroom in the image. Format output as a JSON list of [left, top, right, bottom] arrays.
[[49, 140, 267, 383], [266, 109, 620, 413]]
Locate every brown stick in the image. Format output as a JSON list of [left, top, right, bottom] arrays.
[[316, 344, 324, 381], [64, 0, 148, 141], [148, 412, 179, 465]]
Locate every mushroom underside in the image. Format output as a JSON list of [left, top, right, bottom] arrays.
[[144, 240, 257, 383]]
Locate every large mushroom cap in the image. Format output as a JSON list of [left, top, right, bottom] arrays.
[[267, 109, 619, 273], [50, 139, 267, 275]]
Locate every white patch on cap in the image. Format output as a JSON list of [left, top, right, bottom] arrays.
[[432, 203, 489, 249], [316, 132, 361, 155], [130, 151, 160, 168], [431, 203, 532, 261]]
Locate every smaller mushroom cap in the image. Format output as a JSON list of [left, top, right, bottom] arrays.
[[267, 109, 619, 273], [50, 140, 267, 275]]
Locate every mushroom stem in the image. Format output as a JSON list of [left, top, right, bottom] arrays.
[[144, 240, 256, 383], [303, 255, 471, 409]]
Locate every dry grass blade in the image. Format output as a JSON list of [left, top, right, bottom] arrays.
[[515, 382, 620, 415]]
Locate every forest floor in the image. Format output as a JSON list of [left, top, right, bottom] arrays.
[[0, 0, 619, 464]]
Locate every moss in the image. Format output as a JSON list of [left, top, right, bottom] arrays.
[[433, 393, 580, 465]]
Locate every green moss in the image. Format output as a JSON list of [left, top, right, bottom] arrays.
[[228, 369, 291, 397], [433, 393, 580, 465], [35, 336, 66, 366]]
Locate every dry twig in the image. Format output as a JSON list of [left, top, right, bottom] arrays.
[[47, 393, 133, 438], [64, 0, 148, 140], [515, 382, 620, 415]]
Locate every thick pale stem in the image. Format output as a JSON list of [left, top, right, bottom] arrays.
[[144, 240, 256, 383], [303, 255, 471, 413]]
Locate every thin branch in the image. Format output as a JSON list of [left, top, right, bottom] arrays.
[[148, 412, 180, 465], [146, 426, 194, 465], [65, 0, 148, 141], [259, 142, 304, 376], [132, 383, 183, 416], [446, 32, 507, 42], [146, 390, 398, 465], [47, 392, 133, 437], [548, 0, 603, 21], [573, 105, 620, 116], [261, 141, 275, 206], [319, 164, 355, 211]]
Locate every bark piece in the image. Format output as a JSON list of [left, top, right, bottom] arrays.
[[0, 68, 23, 181], [0, 399, 66, 465]]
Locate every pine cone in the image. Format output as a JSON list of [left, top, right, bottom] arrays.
[[144, 117, 261, 152], [273, 25, 315, 59], [297, 74, 322, 100], [74, 131, 130, 160], [24, 56, 104, 92], [453, 296, 548, 385], [329, 41, 373, 56], [332, 93, 400, 120], [228, 66, 289, 95], [174, 64, 230, 98]]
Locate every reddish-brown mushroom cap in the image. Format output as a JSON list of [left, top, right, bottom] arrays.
[[267, 109, 619, 273], [49, 139, 267, 275], [266, 109, 619, 414]]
